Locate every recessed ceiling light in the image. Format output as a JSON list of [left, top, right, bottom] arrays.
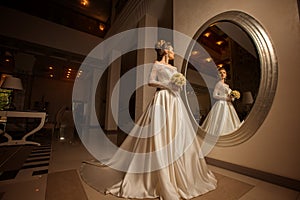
[[191, 50, 199, 56], [205, 57, 212, 62], [216, 41, 224, 45], [99, 23, 105, 31], [204, 32, 211, 37], [80, 0, 89, 7]]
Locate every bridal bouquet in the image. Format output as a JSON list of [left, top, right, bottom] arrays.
[[170, 73, 186, 87], [230, 90, 241, 99]]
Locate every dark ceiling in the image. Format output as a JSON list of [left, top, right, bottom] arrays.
[[0, 0, 129, 81], [0, 0, 128, 38]]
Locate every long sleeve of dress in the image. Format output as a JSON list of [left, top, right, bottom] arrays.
[[148, 63, 181, 93], [148, 63, 170, 89], [213, 82, 230, 101], [148, 63, 162, 87]]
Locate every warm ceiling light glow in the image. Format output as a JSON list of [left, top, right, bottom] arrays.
[[80, 0, 89, 6], [99, 23, 105, 31], [205, 57, 212, 62], [204, 32, 211, 37], [49, 66, 53, 70], [216, 41, 224, 45], [68, 68, 72, 71], [5, 58, 10, 62], [191, 50, 199, 56], [50, 74, 54, 78], [218, 64, 223, 68]]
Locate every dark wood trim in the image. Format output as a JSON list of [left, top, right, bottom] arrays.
[[205, 157, 300, 191]]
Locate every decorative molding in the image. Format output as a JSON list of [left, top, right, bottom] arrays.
[[206, 157, 300, 191], [182, 11, 278, 147]]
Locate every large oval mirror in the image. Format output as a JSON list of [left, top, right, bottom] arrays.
[[182, 11, 278, 146]]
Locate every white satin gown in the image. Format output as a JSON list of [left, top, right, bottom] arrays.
[[201, 81, 242, 136], [80, 62, 217, 200]]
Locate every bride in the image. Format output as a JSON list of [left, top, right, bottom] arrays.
[[80, 40, 217, 200]]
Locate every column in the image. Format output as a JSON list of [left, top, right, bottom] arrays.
[[135, 14, 158, 120], [105, 50, 121, 130]]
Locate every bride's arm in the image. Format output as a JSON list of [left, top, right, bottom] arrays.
[[148, 64, 167, 89], [148, 63, 179, 94], [213, 82, 231, 101]]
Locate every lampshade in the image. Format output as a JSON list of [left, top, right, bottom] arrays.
[[242, 91, 254, 104], [1, 76, 23, 90]]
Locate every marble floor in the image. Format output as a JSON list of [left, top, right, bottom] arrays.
[[0, 130, 299, 200]]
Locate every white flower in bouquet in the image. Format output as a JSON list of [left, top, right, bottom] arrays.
[[230, 90, 241, 99], [170, 73, 186, 87]]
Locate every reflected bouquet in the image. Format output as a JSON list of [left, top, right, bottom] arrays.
[[230, 90, 241, 99], [170, 73, 186, 87]]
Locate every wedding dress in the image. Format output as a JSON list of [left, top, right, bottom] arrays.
[[201, 81, 242, 136], [80, 62, 217, 200]]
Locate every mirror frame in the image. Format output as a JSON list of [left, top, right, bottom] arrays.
[[182, 11, 278, 147]]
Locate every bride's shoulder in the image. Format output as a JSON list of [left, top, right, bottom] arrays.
[[155, 61, 176, 69], [154, 61, 166, 66], [153, 61, 163, 69], [215, 81, 229, 88]]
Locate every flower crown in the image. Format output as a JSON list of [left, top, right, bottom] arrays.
[[155, 40, 173, 51]]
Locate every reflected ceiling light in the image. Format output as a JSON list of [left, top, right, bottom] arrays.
[[4, 51, 13, 62], [99, 23, 105, 31], [80, 0, 89, 7], [204, 32, 211, 37], [218, 64, 223, 68], [77, 70, 82, 78], [216, 41, 224, 45], [191, 50, 199, 56], [205, 57, 212, 62]]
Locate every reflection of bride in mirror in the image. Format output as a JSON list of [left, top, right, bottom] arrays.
[[201, 67, 242, 136]]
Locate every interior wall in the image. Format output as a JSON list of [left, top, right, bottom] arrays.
[[174, 0, 300, 180]]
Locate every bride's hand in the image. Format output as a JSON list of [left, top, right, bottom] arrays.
[[168, 83, 181, 92], [226, 96, 232, 102]]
